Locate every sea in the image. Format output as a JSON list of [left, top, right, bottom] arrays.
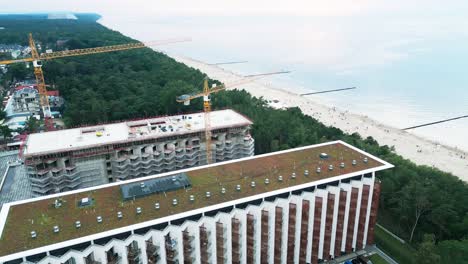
[[100, 14, 468, 151]]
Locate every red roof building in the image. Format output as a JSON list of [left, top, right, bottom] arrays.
[[47, 90, 59, 96]]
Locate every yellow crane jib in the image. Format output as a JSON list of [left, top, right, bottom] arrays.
[[0, 34, 191, 131]]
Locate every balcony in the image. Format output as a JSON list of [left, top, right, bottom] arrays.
[[37, 169, 50, 176], [127, 248, 141, 264], [45, 158, 57, 164], [115, 156, 128, 163], [65, 164, 76, 170], [30, 175, 51, 184], [83, 257, 101, 264], [128, 156, 138, 163], [51, 167, 63, 174]]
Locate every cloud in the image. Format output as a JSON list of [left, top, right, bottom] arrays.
[[0, 0, 379, 17]]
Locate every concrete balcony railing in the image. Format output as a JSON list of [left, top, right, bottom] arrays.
[[32, 185, 53, 194], [29, 175, 52, 184], [36, 168, 50, 176]]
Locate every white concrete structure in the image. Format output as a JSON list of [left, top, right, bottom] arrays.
[[12, 87, 40, 114], [0, 141, 392, 264], [23, 109, 254, 195]]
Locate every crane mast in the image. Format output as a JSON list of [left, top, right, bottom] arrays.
[[28, 33, 53, 130], [202, 78, 213, 164]]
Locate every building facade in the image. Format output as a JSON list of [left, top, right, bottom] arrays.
[[0, 141, 393, 264], [23, 110, 254, 195]]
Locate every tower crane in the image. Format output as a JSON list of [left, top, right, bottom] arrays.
[[177, 71, 290, 164], [0, 33, 190, 131]]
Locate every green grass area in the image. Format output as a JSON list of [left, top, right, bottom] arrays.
[[375, 224, 416, 264], [369, 254, 389, 264]]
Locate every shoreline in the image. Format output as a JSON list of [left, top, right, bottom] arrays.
[[170, 54, 468, 182]]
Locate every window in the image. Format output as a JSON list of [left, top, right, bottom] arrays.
[[63, 257, 76, 264]]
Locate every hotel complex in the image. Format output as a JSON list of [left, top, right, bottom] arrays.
[[0, 141, 392, 264], [23, 109, 254, 195]]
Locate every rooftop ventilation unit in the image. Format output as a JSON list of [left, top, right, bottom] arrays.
[[190, 195, 195, 202], [75, 221, 81, 228], [30, 231, 37, 238], [340, 162, 345, 168], [328, 165, 334, 171], [291, 172, 296, 179], [265, 178, 270, 184], [140, 182, 145, 189], [352, 160, 357, 166], [363, 157, 368, 163], [79, 197, 91, 207], [236, 185, 241, 191], [173, 199, 178, 206], [251, 181, 256, 188], [206, 191, 211, 198], [278, 175, 283, 181], [155, 203, 160, 209], [221, 187, 226, 194], [54, 199, 62, 208], [97, 216, 103, 223], [53, 226, 60, 233], [304, 170, 309, 176], [317, 167, 321, 173], [319, 153, 329, 159], [117, 211, 123, 219], [136, 207, 142, 214]]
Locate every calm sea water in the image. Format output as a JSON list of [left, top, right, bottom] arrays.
[[100, 15, 468, 151]]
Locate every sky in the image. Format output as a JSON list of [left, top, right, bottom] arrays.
[[1, 0, 467, 17]]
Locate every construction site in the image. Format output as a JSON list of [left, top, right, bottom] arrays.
[[22, 109, 254, 195], [0, 34, 293, 198]]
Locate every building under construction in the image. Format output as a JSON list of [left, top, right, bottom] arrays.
[[23, 109, 254, 195]]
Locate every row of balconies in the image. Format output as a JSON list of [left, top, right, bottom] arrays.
[[115, 149, 203, 168], [114, 159, 201, 180], [116, 142, 202, 160], [31, 171, 102, 194], [31, 176, 83, 194], [30, 175, 81, 189], [29, 168, 80, 183], [114, 154, 202, 171], [28, 165, 77, 179]]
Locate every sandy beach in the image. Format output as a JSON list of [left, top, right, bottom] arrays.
[[171, 54, 468, 182]]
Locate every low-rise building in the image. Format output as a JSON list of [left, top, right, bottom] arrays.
[[12, 86, 40, 115]]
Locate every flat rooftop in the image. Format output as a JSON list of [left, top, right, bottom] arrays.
[[24, 109, 252, 157], [0, 141, 393, 258]]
